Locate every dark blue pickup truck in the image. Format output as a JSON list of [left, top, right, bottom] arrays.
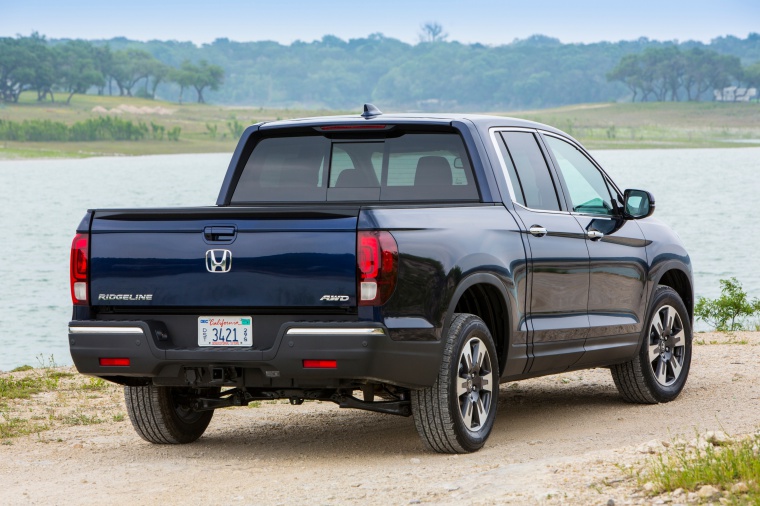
[[69, 105, 693, 453]]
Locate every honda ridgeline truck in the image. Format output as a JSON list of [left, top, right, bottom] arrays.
[[69, 105, 693, 453]]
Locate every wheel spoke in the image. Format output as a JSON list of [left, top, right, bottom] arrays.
[[456, 378, 469, 398], [475, 396, 488, 428], [672, 328, 685, 347], [461, 343, 474, 372], [480, 371, 493, 393], [461, 396, 474, 429], [654, 310, 664, 336], [648, 342, 661, 362], [669, 355, 682, 380], [472, 340, 484, 370], [655, 357, 668, 384], [663, 306, 674, 334]]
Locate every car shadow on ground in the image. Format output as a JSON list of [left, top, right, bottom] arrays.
[[127, 380, 637, 460]]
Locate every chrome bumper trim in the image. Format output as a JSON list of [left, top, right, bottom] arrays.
[[286, 327, 386, 336], [68, 326, 144, 335]]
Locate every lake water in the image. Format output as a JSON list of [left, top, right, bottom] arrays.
[[0, 148, 758, 371]]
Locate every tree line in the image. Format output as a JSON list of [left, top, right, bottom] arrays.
[[0, 33, 223, 104], [607, 46, 760, 101], [1, 32, 758, 109]]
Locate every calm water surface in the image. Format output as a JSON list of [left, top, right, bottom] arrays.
[[0, 148, 757, 371]]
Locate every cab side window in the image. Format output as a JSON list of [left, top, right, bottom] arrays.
[[499, 131, 561, 211], [543, 135, 616, 216]]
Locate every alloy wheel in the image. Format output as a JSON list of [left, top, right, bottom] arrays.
[[456, 336, 494, 431], [647, 304, 686, 387]]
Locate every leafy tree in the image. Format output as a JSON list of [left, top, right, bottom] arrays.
[[181, 60, 224, 103], [54, 40, 104, 104], [0, 36, 42, 102], [607, 53, 645, 101], [169, 65, 195, 104], [111, 49, 156, 96], [695, 278, 760, 331], [146, 60, 170, 99]]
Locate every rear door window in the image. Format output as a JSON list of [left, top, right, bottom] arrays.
[[498, 131, 561, 211]]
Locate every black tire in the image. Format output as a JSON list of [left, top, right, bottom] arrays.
[[124, 385, 215, 444], [411, 313, 499, 453], [611, 286, 692, 404]]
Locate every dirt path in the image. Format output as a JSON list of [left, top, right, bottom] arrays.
[[1, 332, 758, 505]]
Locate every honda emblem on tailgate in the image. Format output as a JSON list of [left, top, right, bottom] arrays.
[[206, 249, 232, 273]]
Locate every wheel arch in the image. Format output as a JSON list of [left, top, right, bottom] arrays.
[[654, 267, 694, 321], [445, 273, 512, 376]]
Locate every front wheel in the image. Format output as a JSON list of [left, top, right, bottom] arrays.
[[611, 286, 692, 404], [124, 385, 215, 444], [411, 313, 499, 453]]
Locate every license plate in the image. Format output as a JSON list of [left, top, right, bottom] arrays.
[[198, 316, 252, 347]]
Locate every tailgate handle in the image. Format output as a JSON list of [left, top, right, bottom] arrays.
[[204, 226, 237, 243]]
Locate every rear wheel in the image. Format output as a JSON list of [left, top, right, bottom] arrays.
[[124, 385, 215, 444], [411, 313, 499, 453], [611, 286, 692, 403]]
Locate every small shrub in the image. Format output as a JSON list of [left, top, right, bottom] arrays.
[[81, 377, 107, 391], [227, 115, 245, 138], [695, 277, 760, 331], [167, 126, 181, 141]]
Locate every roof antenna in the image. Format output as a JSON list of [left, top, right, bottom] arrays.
[[361, 103, 383, 119]]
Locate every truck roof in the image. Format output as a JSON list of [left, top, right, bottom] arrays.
[[258, 109, 567, 136]]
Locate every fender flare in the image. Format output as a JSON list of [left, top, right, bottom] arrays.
[[442, 272, 514, 371]]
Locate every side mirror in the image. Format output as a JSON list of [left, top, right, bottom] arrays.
[[623, 189, 655, 219]]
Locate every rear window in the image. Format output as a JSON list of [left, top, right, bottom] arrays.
[[231, 132, 479, 203]]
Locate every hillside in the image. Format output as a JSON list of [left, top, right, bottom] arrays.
[[1, 95, 759, 158]]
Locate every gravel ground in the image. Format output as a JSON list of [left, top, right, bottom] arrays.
[[1, 331, 758, 505]]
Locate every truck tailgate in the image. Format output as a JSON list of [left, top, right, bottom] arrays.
[[89, 208, 358, 308]]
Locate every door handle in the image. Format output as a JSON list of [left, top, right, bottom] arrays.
[[204, 226, 237, 243], [529, 226, 547, 237], [587, 230, 604, 240]]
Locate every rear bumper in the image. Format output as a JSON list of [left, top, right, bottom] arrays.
[[68, 320, 443, 389]]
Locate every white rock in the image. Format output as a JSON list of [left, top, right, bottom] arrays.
[[705, 431, 732, 446], [637, 440, 662, 454], [409, 458, 421, 464], [697, 485, 721, 499]]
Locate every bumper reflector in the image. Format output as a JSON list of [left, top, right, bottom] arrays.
[[99, 357, 130, 367], [303, 359, 337, 369]]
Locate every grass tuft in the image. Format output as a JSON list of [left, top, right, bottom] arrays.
[[645, 433, 760, 502], [0, 374, 59, 400]]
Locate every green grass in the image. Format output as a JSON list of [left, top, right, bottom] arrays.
[[497, 101, 760, 149], [0, 92, 347, 158], [3, 94, 760, 158], [0, 414, 49, 439], [0, 364, 119, 439], [645, 433, 760, 503], [0, 373, 60, 400]]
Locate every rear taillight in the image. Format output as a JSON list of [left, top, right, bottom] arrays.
[[70, 233, 89, 305], [357, 231, 398, 306]]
